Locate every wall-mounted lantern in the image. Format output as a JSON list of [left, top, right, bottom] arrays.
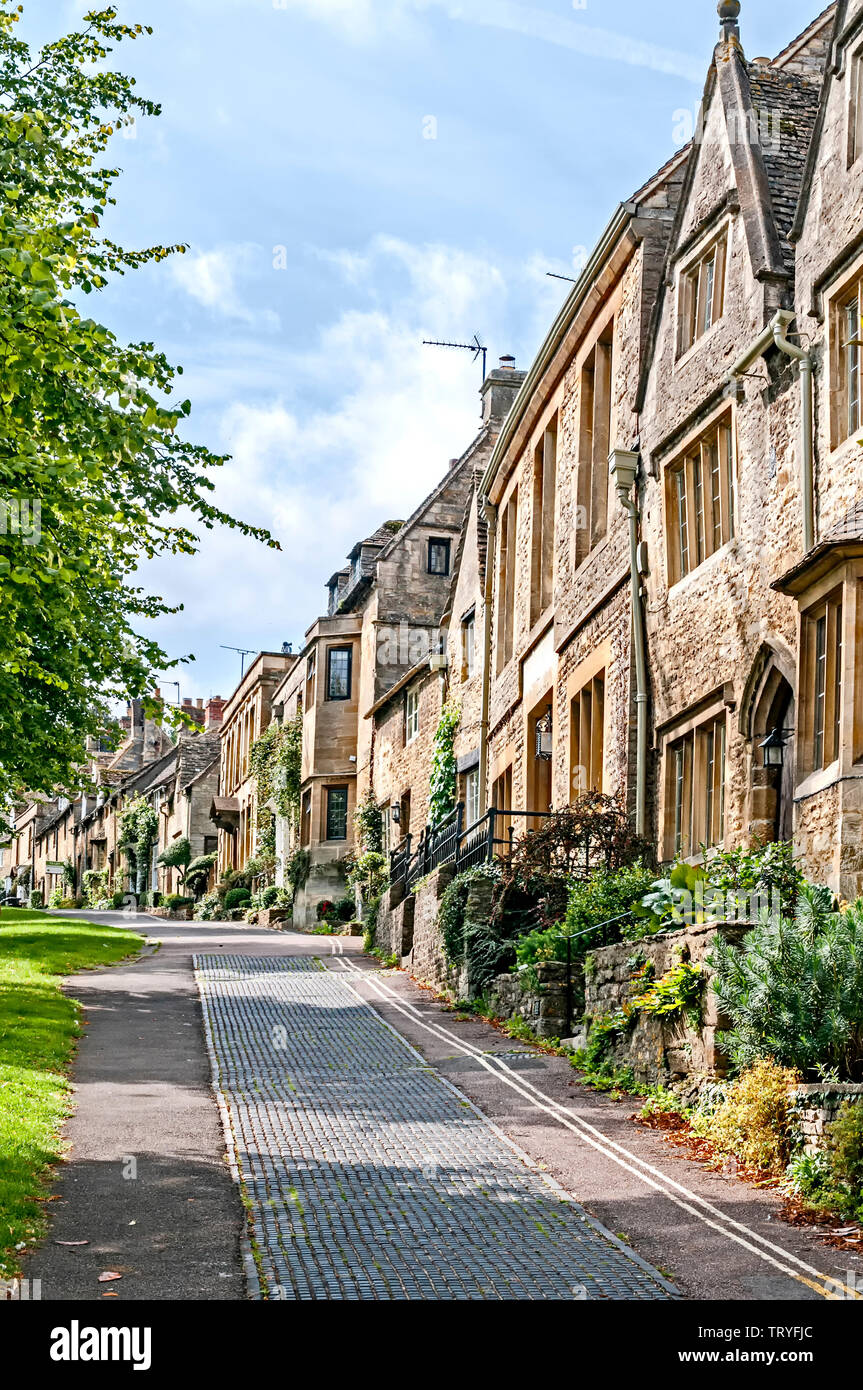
[[391, 802, 401, 825], [759, 727, 793, 769], [535, 706, 553, 762]]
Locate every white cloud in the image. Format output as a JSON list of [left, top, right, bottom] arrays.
[[141, 233, 543, 682], [269, 0, 702, 81], [170, 244, 279, 329]]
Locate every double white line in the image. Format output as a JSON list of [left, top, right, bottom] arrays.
[[329, 947, 860, 1303]]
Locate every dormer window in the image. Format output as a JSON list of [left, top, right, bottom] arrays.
[[677, 231, 727, 357]]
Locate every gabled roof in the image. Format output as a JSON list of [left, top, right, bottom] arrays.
[[791, 2, 852, 242], [746, 64, 822, 274], [375, 427, 493, 564], [637, 9, 833, 410]]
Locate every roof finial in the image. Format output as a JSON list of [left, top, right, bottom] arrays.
[[718, 0, 741, 40]]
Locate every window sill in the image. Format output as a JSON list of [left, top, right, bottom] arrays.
[[667, 539, 736, 595], [674, 316, 725, 371], [794, 760, 841, 801]]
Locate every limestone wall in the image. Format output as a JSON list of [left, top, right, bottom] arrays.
[[583, 923, 746, 1087]]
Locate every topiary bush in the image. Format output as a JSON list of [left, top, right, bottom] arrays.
[[224, 888, 251, 911], [28, 890, 44, 909]]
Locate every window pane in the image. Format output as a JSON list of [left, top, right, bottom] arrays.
[[703, 252, 715, 334], [465, 769, 479, 827], [834, 604, 843, 763], [428, 539, 450, 575], [674, 744, 685, 856], [693, 454, 705, 564], [675, 469, 689, 577], [327, 648, 351, 700], [847, 298, 860, 436], [814, 614, 827, 769], [326, 788, 348, 841]]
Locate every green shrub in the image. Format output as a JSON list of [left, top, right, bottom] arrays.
[[261, 885, 280, 909], [194, 891, 223, 921], [333, 895, 356, 923], [693, 1059, 800, 1173], [164, 894, 194, 911], [438, 867, 506, 991], [826, 1101, 863, 1203], [224, 888, 251, 911], [286, 849, 311, 893], [28, 890, 44, 909], [632, 960, 704, 1030], [566, 860, 659, 942], [705, 840, 806, 919], [48, 887, 63, 909], [709, 891, 863, 1079], [111, 891, 127, 910]]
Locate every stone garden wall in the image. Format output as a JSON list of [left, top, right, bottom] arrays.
[[486, 961, 570, 1040], [582, 922, 747, 1089], [793, 1083, 863, 1156]]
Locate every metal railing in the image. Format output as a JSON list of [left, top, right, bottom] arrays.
[[389, 803, 557, 890]]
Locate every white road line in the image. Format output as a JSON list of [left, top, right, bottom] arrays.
[[334, 957, 859, 1302]]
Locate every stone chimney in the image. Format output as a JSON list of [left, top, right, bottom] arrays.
[[205, 696, 226, 731], [480, 354, 527, 426]]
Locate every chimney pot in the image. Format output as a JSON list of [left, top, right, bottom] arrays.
[[499, 354, 516, 370]]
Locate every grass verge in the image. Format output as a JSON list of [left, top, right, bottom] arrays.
[[0, 907, 143, 1277]]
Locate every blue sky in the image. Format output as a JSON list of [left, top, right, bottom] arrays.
[[33, 0, 819, 701]]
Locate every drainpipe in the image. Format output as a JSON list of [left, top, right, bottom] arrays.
[[727, 309, 814, 553], [609, 449, 648, 839], [478, 498, 497, 815]]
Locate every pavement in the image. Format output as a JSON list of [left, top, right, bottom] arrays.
[[22, 913, 863, 1302]]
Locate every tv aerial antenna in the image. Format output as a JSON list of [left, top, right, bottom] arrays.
[[422, 333, 488, 382], [220, 645, 256, 679]]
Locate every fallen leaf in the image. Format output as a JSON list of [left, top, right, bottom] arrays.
[[55, 1240, 89, 1247], [101, 1291, 119, 1298], [98, 1271, 122, 1283]]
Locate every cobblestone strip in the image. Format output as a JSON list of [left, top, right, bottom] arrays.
[[196, 954, 678, 1301]]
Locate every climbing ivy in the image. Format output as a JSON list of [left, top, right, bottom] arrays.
[[119, 796, 159, 895], [249, 714, 303, 826], [428, 702, 460, 827], [354, 792, 384, 855]]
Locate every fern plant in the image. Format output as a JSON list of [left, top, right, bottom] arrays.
[[709, 888, 863, 1079]]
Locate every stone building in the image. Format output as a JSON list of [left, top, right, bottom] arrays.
[[479, 143, 688, 838], [7, 695, 226, 902], [358, 361, 526, 853], [212, 652, 297, 876], [463, 0, 863, 901], [635, 0, 862, 897]]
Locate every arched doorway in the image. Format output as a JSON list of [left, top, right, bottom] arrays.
[[743, 646, 796, 844]]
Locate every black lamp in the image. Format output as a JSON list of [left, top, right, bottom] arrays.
[[759, 727, 792, 769], [535, 706, 553, 761], [391, 801, 401, 825]]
